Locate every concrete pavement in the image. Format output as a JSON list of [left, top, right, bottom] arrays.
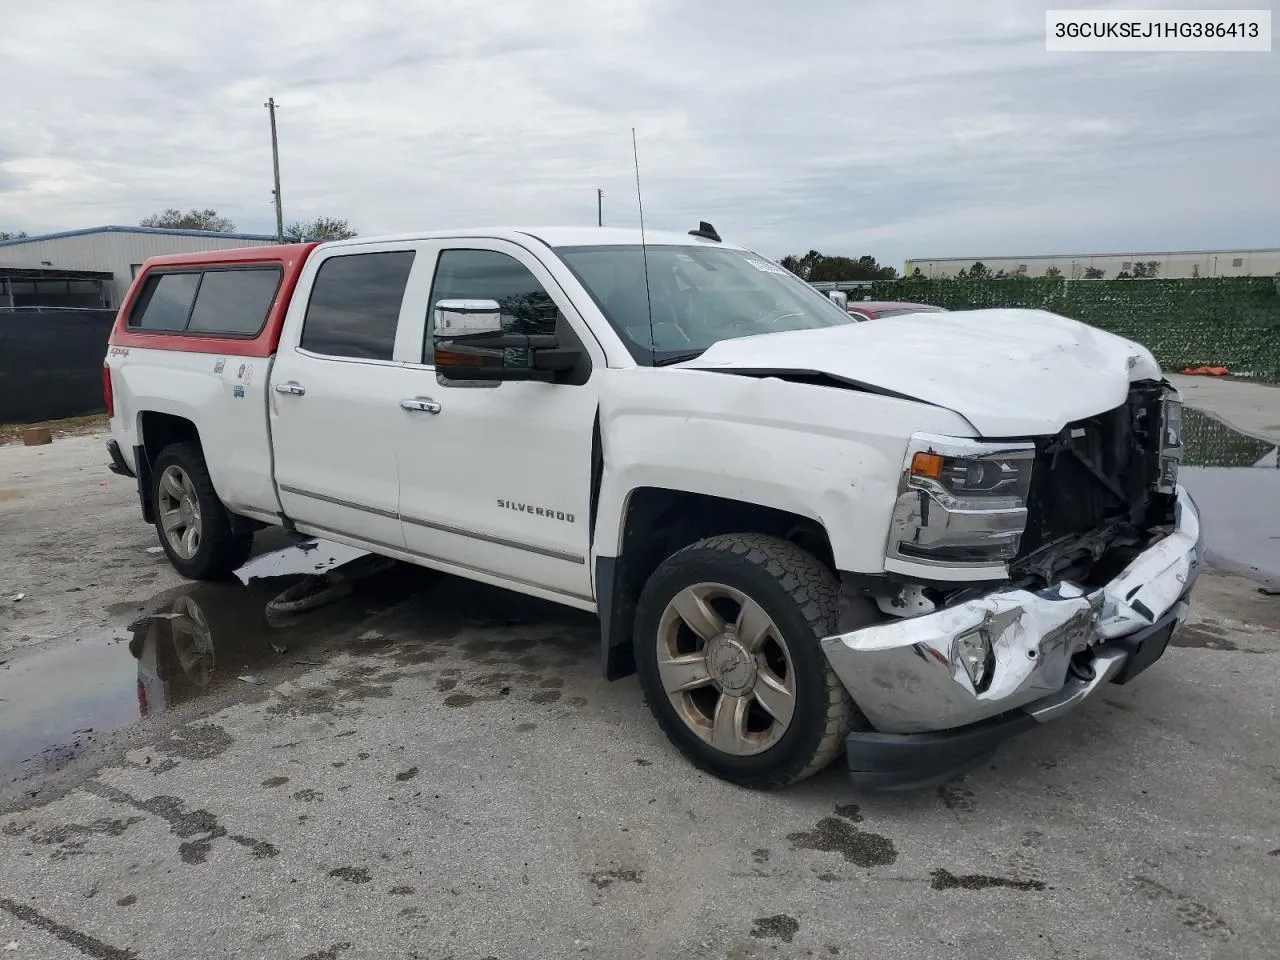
[[2, 381, 1279, 959]]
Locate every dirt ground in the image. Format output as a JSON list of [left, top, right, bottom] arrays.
[[1, 414, 1277, 959], [0, 433, 186, 656]]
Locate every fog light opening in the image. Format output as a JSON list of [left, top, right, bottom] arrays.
[[1068, 653, 1096, 683], [953, 627, 994, 692]]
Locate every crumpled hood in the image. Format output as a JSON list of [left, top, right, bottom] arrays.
[[678, 308, 1163, 437]]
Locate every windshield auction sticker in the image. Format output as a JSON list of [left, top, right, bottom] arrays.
[[743, 258, 789, 275], [1046, 9, 1271, 51]]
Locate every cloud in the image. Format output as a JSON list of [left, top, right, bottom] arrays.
[[0, 0, 1274, 264]]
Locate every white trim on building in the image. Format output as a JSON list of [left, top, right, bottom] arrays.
[[905, 248, 1280, 280]]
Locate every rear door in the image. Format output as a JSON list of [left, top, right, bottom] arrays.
[[269, 243, 417, 549]]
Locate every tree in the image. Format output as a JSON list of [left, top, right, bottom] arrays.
[[1043, 266, 1062, 278], [285, 216, 359, 241], [778, 250, 896, 281], [967, 261, 991, 279], [909, 267, 926, 279], [1131, 260, 1160, 279], [0, 230, 28, 240], [779, 250, 823, 280], [140, 208, 236, 232], [1083, 266, 1105, 279]]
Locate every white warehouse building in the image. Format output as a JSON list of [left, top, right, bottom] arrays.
[[905, 248, 1280, 280], [0, 225, 283, 309]]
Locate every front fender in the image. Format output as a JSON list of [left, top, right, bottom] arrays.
[[594, 368, 976, 573]]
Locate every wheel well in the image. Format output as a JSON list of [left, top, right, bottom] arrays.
[[597, 487, 834, 679], [138, 411, 201, 465], [135, 412, 201, 527]]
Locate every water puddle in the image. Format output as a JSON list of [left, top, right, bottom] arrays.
[[0, 540, 412, 788], [1178, 408, 1280, 584]]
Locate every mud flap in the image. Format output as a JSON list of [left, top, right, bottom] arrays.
[[595, 555, 636, 680]]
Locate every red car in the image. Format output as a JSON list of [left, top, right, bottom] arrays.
[[846, 300, 947, 321]]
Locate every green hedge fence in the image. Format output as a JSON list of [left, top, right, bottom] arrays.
[[861, 277, 1280, 382]]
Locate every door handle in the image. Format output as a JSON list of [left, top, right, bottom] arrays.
[[400, 397, 442, 414], [274, 382, 306, 396]]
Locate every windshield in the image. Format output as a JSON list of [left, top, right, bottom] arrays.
[[554, 244, 855, 364]]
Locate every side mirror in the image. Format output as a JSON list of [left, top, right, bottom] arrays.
[[432, 298, 580, 383], [434, 298, 503, 338]]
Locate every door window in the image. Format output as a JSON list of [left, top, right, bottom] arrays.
[[300, 251, 416, 360], [424, 249, 559, 363]]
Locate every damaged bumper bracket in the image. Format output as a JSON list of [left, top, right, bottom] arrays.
[[821, 486, 1203, 790]]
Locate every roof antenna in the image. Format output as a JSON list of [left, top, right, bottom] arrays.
[[689, 221, 721, 242], [632, 127, 656, 364]]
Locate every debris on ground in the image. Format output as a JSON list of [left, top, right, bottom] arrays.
[[8, 594, 24, 602], [266, 576, 353, 618], [238, 675, 267, 685], [1182, 365, 1230, 376]]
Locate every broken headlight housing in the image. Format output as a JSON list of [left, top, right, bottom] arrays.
[[1156, 392, 1183, 493], [886, 434, 1036, 572]]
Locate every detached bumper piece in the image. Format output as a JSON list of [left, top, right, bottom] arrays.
[[822, 486, 1203, 791], [106, 440, 135, 478]]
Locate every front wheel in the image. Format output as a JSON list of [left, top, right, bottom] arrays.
[[633, 533, 865, 789], [151, 442, 253, 580]]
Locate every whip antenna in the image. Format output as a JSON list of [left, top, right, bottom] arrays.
[[632, 127, 656, 363]]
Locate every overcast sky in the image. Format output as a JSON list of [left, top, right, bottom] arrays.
[[0, 0, 1275, 265]]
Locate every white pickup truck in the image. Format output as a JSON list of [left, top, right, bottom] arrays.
[[103, 222, 1202, 790]]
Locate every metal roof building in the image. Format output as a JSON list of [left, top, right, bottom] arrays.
[[904, 247, 1280, 280], [0, 226, 283, 308]]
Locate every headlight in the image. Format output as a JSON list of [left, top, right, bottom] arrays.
[[887, 435, 1036, 570], [1156, 394, 1183, 493], [907, 448, 1034, 509]]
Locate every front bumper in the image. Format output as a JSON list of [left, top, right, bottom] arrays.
[[821, 485, 1203, 789]]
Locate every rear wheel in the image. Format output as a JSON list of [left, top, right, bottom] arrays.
[[634, 533, 864, 789], [151, 442, 253, 580]]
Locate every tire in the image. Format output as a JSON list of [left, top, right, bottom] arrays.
[[151, 442, 254, 580], [633, 533, 867, 789]]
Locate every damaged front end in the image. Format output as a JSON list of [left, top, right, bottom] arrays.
[[823, 379, 1199, 790], [883, 378, 1184, 595], [1012, 380, 1183, 587]]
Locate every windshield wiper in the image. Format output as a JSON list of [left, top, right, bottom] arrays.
[[652, 350, 707, 366]]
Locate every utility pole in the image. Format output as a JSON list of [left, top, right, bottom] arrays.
[[264, 97, 284, 243], [597, 188, 603, 227]]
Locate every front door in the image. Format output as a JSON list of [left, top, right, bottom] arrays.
[[394, 240, 600, 604], [270, 245, 418, 550]]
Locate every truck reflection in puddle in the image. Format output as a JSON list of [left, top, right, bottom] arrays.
[[1, 541, 408, 790], [131, 591, 261, 717]]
